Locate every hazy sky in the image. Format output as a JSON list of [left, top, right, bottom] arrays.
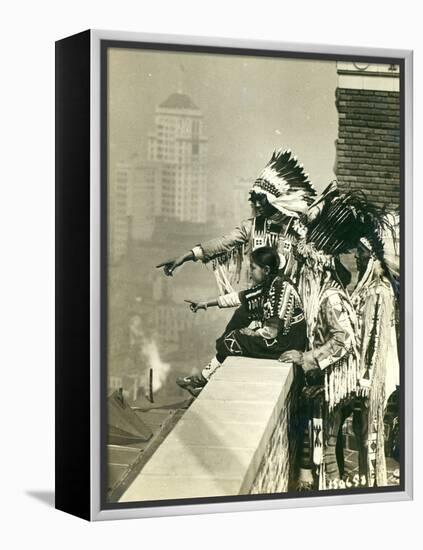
[[108, 47, 338, 195]]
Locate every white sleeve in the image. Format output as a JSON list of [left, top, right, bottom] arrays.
[[217, 291, 241, 308], [191, 245, 204, 261]]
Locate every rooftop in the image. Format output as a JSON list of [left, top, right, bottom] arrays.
[[108, 358, 400, 503]]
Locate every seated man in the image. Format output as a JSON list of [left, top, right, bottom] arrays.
[[177, 247, 307, 397]]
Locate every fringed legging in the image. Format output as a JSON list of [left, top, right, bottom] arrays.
[[336, 399, 369, 480], [298, 397, 357, 486], [325, 406, 345, 481]]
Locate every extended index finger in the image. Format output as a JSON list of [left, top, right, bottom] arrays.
[[156, 260, 173, 268]]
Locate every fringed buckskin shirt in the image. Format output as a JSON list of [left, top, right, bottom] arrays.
[[191, 213, 301, 280], [302, 280, 359, 410], [303, 287, 356, 371]]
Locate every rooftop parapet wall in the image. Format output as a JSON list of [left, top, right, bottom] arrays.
[[119, 357, 296, 503]]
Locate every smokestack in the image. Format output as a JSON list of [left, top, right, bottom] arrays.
[[149, 368, 154, 403], [132, 377, 139, 402]]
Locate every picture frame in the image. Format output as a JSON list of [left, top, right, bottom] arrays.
[[55, 29, 413, 521]]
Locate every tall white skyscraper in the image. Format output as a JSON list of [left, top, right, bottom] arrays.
[[149, 92, 208, 223], [129, 92, 208, 241], [134, 92, 207, 223]]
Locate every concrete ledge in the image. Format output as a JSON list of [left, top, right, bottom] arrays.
[[119, 357, 294, 502]]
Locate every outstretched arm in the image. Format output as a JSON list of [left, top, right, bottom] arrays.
[[192, 219, 252, 263], [184, 298, 219, 313], [156, 251, 195, 277], [156, 219, 253, 277], [185, 290, 242, 313]]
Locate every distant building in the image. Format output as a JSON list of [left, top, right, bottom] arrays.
[[128, 92, 208, 243], [148, 93, 208, 223], [129, 159, 164, 241], [110, 162, 130, 263], [232, 177, 254, 222]]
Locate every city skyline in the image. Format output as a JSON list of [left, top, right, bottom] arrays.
[[108, 47, 338, 202]]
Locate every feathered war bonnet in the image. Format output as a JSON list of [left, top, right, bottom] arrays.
[[298, 181, 398, 281], [357, 213, 399, 281], [355, 212, 400, 298], [303, 182, 392, 253], [250, 149, 317, 217]]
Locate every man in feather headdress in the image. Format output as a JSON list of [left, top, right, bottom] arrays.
[[280, 185, 384, 490], [156, 150, 316, 393], [157, 149, 316, 289], [346, 219, 400, 487]]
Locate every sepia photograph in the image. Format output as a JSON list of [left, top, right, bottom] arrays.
[[103, 43, 402, 505]]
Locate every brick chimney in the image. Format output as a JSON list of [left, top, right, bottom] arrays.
[[335, 62, 400, 209]]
